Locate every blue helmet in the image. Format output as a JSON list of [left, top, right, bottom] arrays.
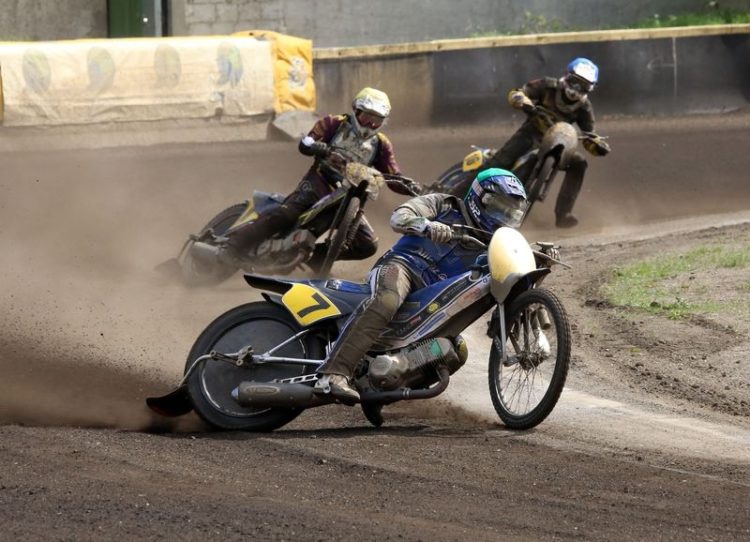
[[564, 58, 599, 100], [465, 168, 528, 230]]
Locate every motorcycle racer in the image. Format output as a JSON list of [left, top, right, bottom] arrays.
[[314, 168, 529, 401], [224, 87, 420, 269], [486, 57, 611, 228]]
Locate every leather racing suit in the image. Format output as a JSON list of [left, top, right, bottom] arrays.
[[487, 77, 600, 224], [226, 113, 410, 263], [321, 193, 486, 379]]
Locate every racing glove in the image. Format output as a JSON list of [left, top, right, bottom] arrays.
[[583, 135, 611, 156], [426, 221, 454, 244], [309, 140, 331, 157], [508, 89, 535, 113]]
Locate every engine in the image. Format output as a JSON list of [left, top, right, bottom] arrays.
[[365, 336, 468, 391]]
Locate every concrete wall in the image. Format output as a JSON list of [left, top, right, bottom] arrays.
[[313, 27, 750, 126], [0, 0, 107, 41], [174, 0, 750, 47], [1, 0, 748, 46]]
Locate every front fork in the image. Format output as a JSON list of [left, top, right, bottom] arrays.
[[489, 303, 551, 365]]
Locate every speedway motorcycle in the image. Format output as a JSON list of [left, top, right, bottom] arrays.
[[147, 225, 571, 431], [512, 105, 608, 223], [160, 161, 418, 285], [427, 105, 607, 224]]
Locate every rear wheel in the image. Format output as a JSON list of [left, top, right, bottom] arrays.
[[186, 302, 320, 431], [316, 198, 360, 278], [181, 203, 246, 286], [488, 288, 570, 430]]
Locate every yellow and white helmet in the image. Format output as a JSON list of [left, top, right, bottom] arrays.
[[351, 87, 391, 138]]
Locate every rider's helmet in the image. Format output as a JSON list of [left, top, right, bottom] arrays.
[[351, 87, 391, 139], [465, 168, 529, 230], [560, 57, 599, 102]]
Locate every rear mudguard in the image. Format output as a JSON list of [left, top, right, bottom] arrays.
[[146, 385, 192, 417]]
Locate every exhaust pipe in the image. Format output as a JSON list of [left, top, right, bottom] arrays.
[[360, 366, 451, 404], [189, 241, 222, 266], [232, 382, 332, 408], [233, 367, 451, 409]]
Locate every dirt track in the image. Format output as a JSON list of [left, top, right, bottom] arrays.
[[1, 112, 750, 540]]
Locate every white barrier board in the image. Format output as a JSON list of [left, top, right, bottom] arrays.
[[0, 36, 275, 126]]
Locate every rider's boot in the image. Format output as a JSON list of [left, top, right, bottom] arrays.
[[314, 374, 360, 403], [554, 165, 584, 229], [555, 212, 579, 229]]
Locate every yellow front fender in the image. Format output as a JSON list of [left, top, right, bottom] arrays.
[[488, 227, 536, 302]]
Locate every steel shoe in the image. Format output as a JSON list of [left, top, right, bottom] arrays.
[[314, 374, 360, 403]]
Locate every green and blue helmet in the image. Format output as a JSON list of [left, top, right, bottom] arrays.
[[465, 168, 528, 230]]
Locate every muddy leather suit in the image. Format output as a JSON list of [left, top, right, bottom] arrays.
[[227, 114, 404, 261], [487, 77, 597, 221], [321, 193, 485, 378]]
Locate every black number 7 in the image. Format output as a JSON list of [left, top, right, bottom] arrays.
[[297, 292, 331, 318]]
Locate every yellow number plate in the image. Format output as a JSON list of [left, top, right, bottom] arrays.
[[281, 283, 342, 326]]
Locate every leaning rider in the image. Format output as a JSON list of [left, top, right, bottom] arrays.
[[314, 168, 529, 401], [486, 57, 611, 228], [223, 87, 419, 270]]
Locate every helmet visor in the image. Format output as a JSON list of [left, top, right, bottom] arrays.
[[566, 73, 593, 94], [355, 109, 385, 129], [481, 191, 528, 228]]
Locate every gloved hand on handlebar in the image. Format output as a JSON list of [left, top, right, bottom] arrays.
[[426, 221, 454, 244], [509, 89, 536, 113], [521, 101, 537, 114], [583, 134, 611, 156], [309, 140, 330, 157]]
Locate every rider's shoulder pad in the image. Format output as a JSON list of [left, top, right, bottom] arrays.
[[543, 76, 559, 88]]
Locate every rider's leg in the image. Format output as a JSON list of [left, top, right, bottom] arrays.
[[315, 258, 413, 401], [555, 152, 587, 228], [486, 125, 536, 176], [226, 177, 326, 256]]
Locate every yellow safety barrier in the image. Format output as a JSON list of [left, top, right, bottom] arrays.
[[233, 30, 316, 113]]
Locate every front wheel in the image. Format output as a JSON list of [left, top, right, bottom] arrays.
[[488, 288, 571, 430], [181, 203, 246, 286], [316, 197, 360, 278], [186, 302, 320, 431], [522, 156, 556, 222]]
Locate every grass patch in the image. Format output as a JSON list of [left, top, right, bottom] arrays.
[[602, 244, 749, 320], [633, 9, 750, 28], [472, 6, 750, 37]]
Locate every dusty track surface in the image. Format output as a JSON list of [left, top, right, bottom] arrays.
[[1, 112, 750, 540]]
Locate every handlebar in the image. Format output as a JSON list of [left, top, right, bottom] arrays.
[[450, 224, 491, 249]]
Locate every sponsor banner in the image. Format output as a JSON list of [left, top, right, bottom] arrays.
[[0, 36, 275, 126]]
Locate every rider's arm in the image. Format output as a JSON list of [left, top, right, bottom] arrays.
[[298, 115, 344, 157], [390, 194, 452, 235], [508, 79, 546, 110], [372, 133, 401, 175], [508, 88, 533, 110], [577, 104, 611, 156]]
